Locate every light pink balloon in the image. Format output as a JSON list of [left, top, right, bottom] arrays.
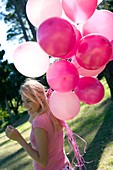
[[37, 17, 76, 58], [13, 41, 50, 77], [49, 91, 80, 120], [26, 0, 62, 28], [82, 9, 113, 41], [76, 34, 112, 70], [46, 60, 79, 92], [74, 77, 105, 105], [98, 0, 103, 5], [72, 56, 106, 77], [62, 0, 98, 24]]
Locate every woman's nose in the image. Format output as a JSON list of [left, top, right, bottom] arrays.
[[23, 102, 28, 108]]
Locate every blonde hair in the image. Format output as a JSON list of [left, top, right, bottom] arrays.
[[20, 78, 62, 130]]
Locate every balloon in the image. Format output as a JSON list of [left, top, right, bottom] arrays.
[[37, 17, 76, 58], [61, 25, 82, 59], [76, 34, 112, 70], [74, 77, 105, 105], [72, 56, 106, 77], [46, 60, 79, 92], [82, 9, 113, 41], [26, 0, 62, 28], [98, 0, 103, 5], [62, 0, 97, 24], [49, 91, 80, 120], [13, 41, 50, 77]]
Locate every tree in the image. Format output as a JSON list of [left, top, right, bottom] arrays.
[[98, 0, 113, 100], [0, 48, 25, 123], [3, 0, 36, 42]]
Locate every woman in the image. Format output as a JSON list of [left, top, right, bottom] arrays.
[[5, 78, 74, 170]]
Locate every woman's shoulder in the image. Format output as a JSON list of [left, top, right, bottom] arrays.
[[34, 112, 50, 121], [32, 112, 52, 129]]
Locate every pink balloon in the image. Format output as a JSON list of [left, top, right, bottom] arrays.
[[76, 34, 112, 70], [49, 91, 80, 120], [82, 9, 113, 41], [98, 0, 103, 5], [13, 42, 50, 77], [62, 0, 97, 24], [37, 17, 76, 58], [46, 60, 79, 92], [72, 56, 106, 77], [61, 26, 82, 59], [26, 0, 62, 28], [74, 77, 105, 105]]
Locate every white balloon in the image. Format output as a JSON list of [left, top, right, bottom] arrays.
[[13, 41, 50, 77], [26, 0, 62, 28]]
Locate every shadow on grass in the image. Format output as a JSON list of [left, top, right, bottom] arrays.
[[0, 148, 24, 166], [0, 147, 32, 169], [0, 112, 30, 147], [83, 98, 113, 170], [67, 98, 113, 170], [0, 138, 10, 147], [13, 111, 29, 128], [0, 111, 29, 134]]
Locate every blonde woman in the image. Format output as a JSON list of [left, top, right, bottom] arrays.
[[5, 78, 74, 170]]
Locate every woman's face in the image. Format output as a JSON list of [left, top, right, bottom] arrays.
[[22, 95, 41, 115]]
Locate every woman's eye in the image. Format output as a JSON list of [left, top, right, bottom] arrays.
[[27, 100, 31, 103]]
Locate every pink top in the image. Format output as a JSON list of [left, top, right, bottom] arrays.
[[30, 112, 69, 170]]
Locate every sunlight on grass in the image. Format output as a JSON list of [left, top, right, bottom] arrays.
[[98, 141, 113, 170]]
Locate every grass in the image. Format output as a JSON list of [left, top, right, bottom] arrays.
[[0, 78, 113, 170]]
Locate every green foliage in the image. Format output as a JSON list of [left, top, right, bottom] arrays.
[[98, 0, 113, 11]]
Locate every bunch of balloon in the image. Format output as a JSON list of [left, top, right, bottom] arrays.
[[13, 0, 113, 121]]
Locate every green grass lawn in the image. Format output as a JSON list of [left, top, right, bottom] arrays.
[[0, 78, 113, 170]]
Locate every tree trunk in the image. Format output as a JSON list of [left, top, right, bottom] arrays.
[[10, 0, 29, 41], [103, 61, 113, 100], [5, 97, 13, 123], [21, 0, 36, 41]]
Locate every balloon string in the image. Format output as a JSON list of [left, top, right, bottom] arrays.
[[61, 121, 88, 170], [46, 87, 53, 99]]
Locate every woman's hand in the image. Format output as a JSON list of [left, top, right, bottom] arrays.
[[5, 125, 22, 141]]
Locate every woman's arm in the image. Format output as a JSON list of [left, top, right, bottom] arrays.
[[5, 125, 49, 168]]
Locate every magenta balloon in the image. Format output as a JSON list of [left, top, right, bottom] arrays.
[[72, 56, 106, 77], [26, 0, 62, 28], [82, 10, 113, 41], [37, 17, 76, 57], [74, 77, 105, 105], [76, 34, 112, 70], [46, 60, 79, 92], [49, 91, 80, 120], [60, 26, 82, 59], [62, 0, 97, 24]]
